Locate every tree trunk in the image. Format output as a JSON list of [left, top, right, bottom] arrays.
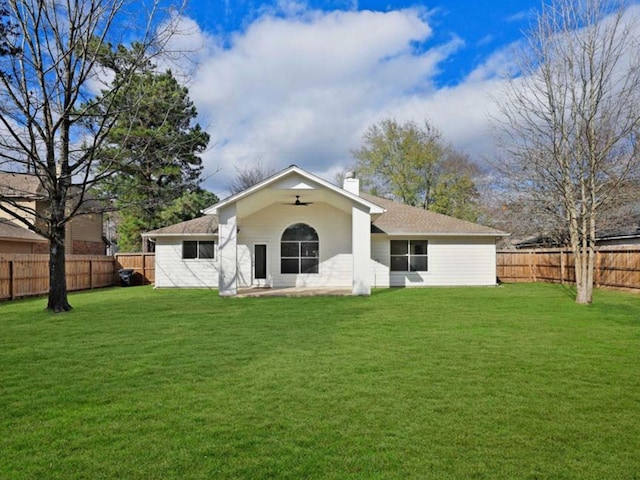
[[46, 223, 72, 312], [574, 246, 594, 305]]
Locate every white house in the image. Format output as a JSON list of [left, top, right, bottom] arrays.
[[143, 165, 508, 296]]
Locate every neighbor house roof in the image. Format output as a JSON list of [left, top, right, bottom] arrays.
[[0, 219, 47, 242], [0, 173, 44, 198], [143, 215, 219, 237], [362, 193, 507, 236]]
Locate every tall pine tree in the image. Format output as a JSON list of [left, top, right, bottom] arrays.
[[93, 52, 210, 251]]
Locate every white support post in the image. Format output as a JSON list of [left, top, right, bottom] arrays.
[[352, 204, 371, 296], [218, 204, 238, 296]]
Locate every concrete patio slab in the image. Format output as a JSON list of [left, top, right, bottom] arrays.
[[236, 287, 352, 298]]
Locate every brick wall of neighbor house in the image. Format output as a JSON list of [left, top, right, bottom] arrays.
[[71, 240, 105, 255], [33, 243, 48, 254]]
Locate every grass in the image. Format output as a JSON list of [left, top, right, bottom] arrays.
[[0, 284, 639, 479]]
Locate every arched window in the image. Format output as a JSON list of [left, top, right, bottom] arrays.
[[281, 223, 319, 274]]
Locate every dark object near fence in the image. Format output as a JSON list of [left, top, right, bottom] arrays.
[[118, 268, 136, 287]]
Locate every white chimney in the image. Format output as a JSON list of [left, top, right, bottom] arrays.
[[343, 171, 359, 196]]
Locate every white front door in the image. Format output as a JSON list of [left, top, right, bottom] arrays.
[[253, 243, 269, 287]]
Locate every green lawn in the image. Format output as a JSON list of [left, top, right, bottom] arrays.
[[1, 284, 639, 479]]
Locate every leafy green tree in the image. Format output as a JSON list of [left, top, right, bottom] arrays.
[[116, 188, 218, 252], [353, 119, 480, 220], [92, 58, 211, 251], [431, 153, 480, 221]]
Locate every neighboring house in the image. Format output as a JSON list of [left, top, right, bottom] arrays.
[[0, 218, 48, 253], [143, 166, 508, 296], [513, 216, 640, 249], [0, 173, 106, 255]]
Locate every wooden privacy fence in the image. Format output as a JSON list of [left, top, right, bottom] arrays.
[[0, 254, 116, 301], [497, 246, 640, 291], [114, 253, 155, 285]]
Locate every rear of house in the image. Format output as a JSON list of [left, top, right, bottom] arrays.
[[144, 166, 507, 295]]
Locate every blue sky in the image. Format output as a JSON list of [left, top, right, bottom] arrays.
[[167, 1, 548, 194]]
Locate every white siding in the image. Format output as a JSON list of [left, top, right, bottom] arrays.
[[238, 202, 353, 287], [154, 237, 219, 288], [370, 235, 497, 287]]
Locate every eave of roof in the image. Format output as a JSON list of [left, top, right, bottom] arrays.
[[142, 215, 219, 237]]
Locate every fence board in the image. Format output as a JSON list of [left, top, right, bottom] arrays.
[[0, 254, 116, 301], [497, 247, 640, 291], [114, 253, 155, 285]]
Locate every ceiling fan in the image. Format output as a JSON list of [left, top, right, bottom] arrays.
[[284, 195, 313, 206]]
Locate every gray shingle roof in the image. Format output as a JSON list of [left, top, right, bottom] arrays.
[[0, 173, 44, 198], [0, 219, 47, 242], [143, 215, 219, 236], [361, 193, 507, 236], [144, 194, 506, 237]]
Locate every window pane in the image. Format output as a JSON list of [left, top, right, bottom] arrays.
[[199, 241, 215, 259], [410, 256, 428, 271], [281, 242, 299, 257], [301, 258, 318, 274], [282, 223, 318, 241], [390, 240, 408, 255], [281, 258, 299, 274], [390, 256, 408, 271], [300, 242, 319, 257], [410, 240, 428, 256], [183, 241, 197, 259]]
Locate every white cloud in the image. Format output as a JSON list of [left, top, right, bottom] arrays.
[[178, 6, 504, 195]]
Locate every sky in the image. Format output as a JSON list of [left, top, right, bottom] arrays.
[[169, 0, 544, 196]]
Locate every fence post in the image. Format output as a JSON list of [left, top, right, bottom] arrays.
[[143, 254, 148, 285], [89, 260, 94, 289], [595, 249, 601, 287], [9, 260, 14, 300]]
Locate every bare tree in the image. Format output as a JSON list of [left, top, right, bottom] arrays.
[[228, 161, 278, 195], [0, 0, 182, 312], [494, 0, 640, 304]]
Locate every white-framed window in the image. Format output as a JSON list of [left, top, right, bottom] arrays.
[[390, 240, 428, 272], [281, 223, 319, 274], [182, 240, 215, 259]]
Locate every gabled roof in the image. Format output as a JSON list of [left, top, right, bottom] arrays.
[[362, 193, 507, 236], [143, 215, 219, 237], [0, 219, 47, 242], [204, 165, 385, 215]]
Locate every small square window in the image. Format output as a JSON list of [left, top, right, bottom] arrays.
[[390, 240, 408, 255], [183, 241, 198, 259], [281, 242, 299, 258], [411, 240, 428, 256], [410, 256, 428, 271], [199, 241, 215, 259], [281, 258, 299, 274], [390, 256, 409, 272], [301, 258, 319, 274]]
